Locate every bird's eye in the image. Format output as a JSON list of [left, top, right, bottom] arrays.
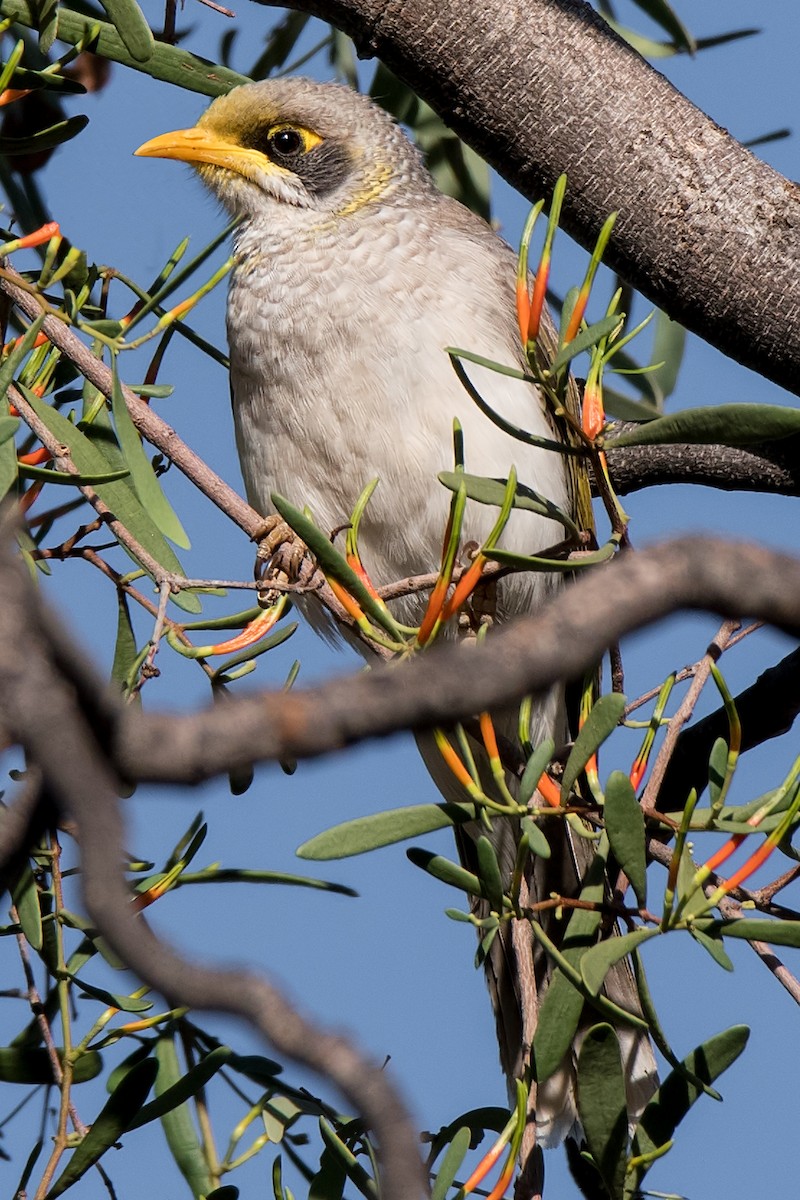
[[268, 128, 305, 157]]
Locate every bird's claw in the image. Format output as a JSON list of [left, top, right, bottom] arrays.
[[253, 514, 308, 607]]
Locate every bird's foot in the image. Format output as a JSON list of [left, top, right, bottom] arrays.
[[253, 514, 309, 607]]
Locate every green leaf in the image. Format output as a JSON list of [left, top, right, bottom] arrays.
[[297, 802, 475, 859], [98, 0, 154, 62], [648, 311, 686, 401], [67, 972, 153, 1011], [128, 1047, 231, 1130], [604, 771, 647, 906], [0, 415, 20, 444], [561, 694, 627, 801], [605, 403, 800, 449], [602, 387, 661, 423], [319, 1119, 377, 1200], [3, 0, 248, 96], [110, 363, 189, 548], [533, 843, 608, 1081], [630, 1026, 749, 1190], [153, 1034, 212, 1198], [519, 738, 555, 805], [689, 926, 734, 971], [45, 1057, 158, 1197], [631, 0, 695, 51], [406, 847, 484, 897], [697, 917, 800, 948], [707, 737, 728, 811], [577, 1025, 628, 1200], [228, 1053, 283, 1083], [550, 314, 623, 373], [17, 463, 131, 484], [581, 927, 659, 996], [272, 493, 404, 642], [0, 1046, 102, 1084], [475, 835, 505, 915], [431, 1126, 472, 1200], [10, 862, 42, 950], [487, 538, 618, 572], [438, 471, 578, 534], [111, 590, 139, 691], [520, 815, 552, 860], [0, 115, 89, 156], [20, 386, 200, 612]]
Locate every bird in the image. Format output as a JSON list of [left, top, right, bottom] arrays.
[[136, 76, 656, 1188]]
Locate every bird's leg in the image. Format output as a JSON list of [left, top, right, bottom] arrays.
[[253, 513, 309, 606]]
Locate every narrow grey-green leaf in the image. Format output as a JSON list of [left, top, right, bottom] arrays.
[[0, 1046, 101, 1084], [406, 847, 484, 897], [297, 802, 474, 860], [581, 927, 659, 996], [128, 1047, 231, 1130], [272, 493, 403, 641], [533, 843, 608, 1080], [476, 835, 505, 915], [630, 1025, 749, 1190], [10, 862, 42, 950], [550, 314, 624, 373], [487, 540, 617, 572], [577, 1025, 628, 1200], [689, 926, 734, 971], [111, 364, 189, 548], [4, 0, 248, 97], [319, 1119, 377, 1200], [111, 590, 139, 690], [648, 311, 686, 399], [602, 388, 661, 423], [519, 738, 555, 805], [0, 115, 88, 155], [438, 471, 577, 532], [98, 0, 154, 61], [561, 694, 627, 801], [604, 771, 647, 906], [21, 387, 200, 612], [521, 815, 552, 860], [605, 403, 800, 449], [17, 463, 131, 485], [698, 917, 800, 948], [45, 1057, 158, 1197], [707, 737, 728, 810], [431, 1126, 472, 1200], [154, 1034, 212, 1198], [0, 415, 20, 444], [68, 972, 153, 1011]]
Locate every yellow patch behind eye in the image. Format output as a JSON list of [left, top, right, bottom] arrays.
[[269, 122, 323, 153]]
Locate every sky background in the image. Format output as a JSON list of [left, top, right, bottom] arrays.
[[1, 2, 798, 1198]]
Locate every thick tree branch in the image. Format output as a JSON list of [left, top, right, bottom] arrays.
[[255, 0, 800, 395], [605, 433, 800, 497]]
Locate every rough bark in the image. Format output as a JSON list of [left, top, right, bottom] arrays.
[[251, 0, 800, 395]]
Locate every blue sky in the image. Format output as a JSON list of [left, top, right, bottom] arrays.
[[1, 2, 798, 1198]]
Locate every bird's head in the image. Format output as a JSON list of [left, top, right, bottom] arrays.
[[135, 77, 432, 220]]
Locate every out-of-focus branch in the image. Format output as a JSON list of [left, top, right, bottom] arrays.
[[0, 529, 427, 1200], [107, 537, 800, 784]]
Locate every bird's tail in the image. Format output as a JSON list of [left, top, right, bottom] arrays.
[[416, 696, 657, 1170]]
